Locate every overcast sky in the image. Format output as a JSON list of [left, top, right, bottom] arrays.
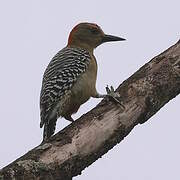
[[0, 0, 179, 179]]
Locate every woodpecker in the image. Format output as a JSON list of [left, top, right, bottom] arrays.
[[40, 22, 125, 141]]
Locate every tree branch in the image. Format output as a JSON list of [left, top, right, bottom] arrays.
[[1, 40, 180, 180]]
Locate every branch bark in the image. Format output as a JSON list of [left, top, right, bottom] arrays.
[[1, 40, 180, 180]]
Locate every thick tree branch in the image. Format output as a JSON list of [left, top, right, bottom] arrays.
[[1, 40, 180, 180]]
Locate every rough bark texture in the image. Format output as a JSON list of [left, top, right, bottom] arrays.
[[0, 40, 180, 180]]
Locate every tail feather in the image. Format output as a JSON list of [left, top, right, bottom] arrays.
[[43, 118, 57, 141]]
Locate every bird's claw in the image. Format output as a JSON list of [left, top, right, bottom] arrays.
[[105, 85, 125, 109]]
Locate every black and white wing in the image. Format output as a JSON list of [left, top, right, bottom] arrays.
[[40, 47, 91, 128]]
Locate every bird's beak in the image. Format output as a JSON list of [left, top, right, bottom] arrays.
[[102, 34, 126, 43]]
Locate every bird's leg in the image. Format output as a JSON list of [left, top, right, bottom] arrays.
[[95, 85, 125, 109], [64, 115, 74, 122]]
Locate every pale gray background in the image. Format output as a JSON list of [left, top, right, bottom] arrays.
[[0, 0, 179, 179]]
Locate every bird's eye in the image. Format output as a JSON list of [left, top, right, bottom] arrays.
[[90, 28, 99, 34]]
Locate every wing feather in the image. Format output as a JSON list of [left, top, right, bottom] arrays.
[[40, 47, 91, 127]]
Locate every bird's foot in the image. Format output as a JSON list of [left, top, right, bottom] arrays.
[[105, 85, 125, 109]]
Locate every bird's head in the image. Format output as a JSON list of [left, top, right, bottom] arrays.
[[67, 23, 125, 51]]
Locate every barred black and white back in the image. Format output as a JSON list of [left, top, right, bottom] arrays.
[[40, 47, 91, 140]]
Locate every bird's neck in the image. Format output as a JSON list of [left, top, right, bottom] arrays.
[[67, 42, 94, 55]]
